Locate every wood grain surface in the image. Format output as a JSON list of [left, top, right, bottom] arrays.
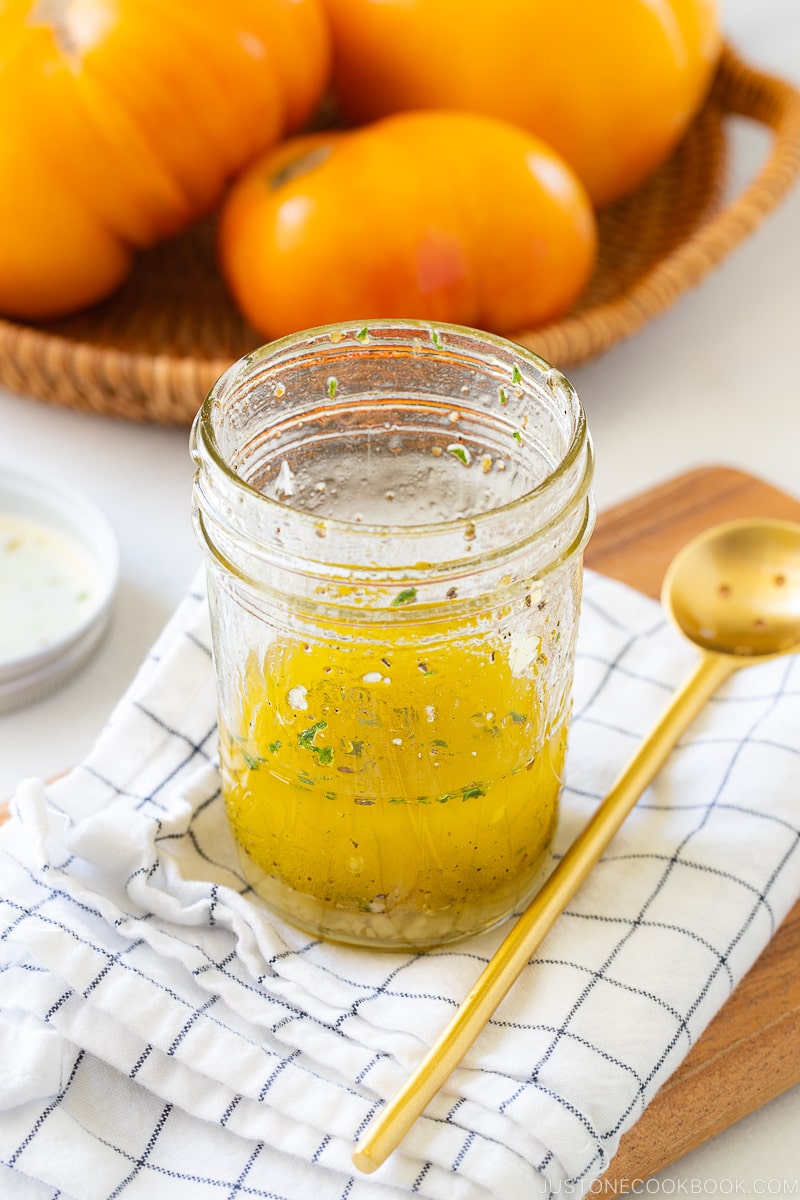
[[586, 465, 800, 1184], [2, 465, 798, 1181]]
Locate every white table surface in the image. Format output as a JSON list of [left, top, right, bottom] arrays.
[[2, 0, 799, 1192]]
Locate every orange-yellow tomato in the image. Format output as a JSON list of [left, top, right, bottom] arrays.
[[217, 111, 598, 339], [319, 0, 721, 206], [0, 0, 330, 319]]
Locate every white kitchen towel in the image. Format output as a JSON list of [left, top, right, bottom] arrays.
[[1, 568, 798, 1200]]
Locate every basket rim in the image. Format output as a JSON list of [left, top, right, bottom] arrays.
[[1, 41, 799, 423]]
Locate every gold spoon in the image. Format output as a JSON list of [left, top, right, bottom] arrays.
[[353, 517, 800, 1174]]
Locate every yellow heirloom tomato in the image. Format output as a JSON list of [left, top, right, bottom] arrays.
[[0, 0, 330, 318], [319, 0, 721, 206], [218, 110, 598, 339]]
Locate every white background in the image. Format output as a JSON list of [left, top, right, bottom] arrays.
[[1, 0, 799, 1192]]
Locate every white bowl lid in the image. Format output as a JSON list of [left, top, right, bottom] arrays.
[[0, 468, 119, 713]]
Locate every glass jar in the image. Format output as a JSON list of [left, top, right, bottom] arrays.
[[191, 320, 594, 949]]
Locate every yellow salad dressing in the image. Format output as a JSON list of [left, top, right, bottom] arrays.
[[220, 623, 567, 946]]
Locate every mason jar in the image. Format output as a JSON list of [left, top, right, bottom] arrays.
[[191, 320, 594, 949]]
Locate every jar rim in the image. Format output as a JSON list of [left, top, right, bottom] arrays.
[[193, 319, 591, 548]]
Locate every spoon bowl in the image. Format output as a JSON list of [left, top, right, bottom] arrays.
[[662, 518, 800, 659]]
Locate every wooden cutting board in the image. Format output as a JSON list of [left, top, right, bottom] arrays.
[[586, 465, 800, 1183], [2, 465, 797, 1178]]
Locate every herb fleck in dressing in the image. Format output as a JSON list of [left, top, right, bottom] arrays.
[[0, 515, 98, 662]]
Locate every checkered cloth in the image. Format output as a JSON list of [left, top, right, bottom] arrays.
[[1, 569, 798, 1200]]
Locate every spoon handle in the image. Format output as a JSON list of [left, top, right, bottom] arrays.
[[352, 650, 735, 1174]]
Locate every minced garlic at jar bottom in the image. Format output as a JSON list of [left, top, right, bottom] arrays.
[[220, 630, 566, 948]]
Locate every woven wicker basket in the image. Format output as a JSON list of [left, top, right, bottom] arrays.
[[1, 44, 798, 426]]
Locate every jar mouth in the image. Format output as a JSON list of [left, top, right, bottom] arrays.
[[192, 320, 592, 571]]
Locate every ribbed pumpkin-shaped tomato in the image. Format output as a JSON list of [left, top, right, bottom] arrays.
[[218, 110, 598, 340], [0, 0, 330, 318], [319, 0, 720, 206]]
